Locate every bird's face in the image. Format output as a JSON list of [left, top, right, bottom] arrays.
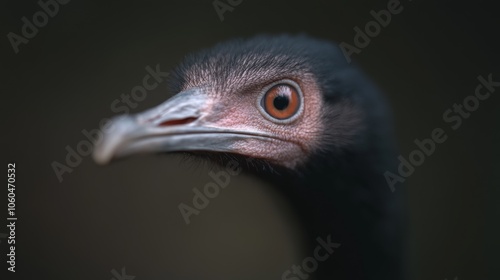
[[93, 36, 361, 169], [94, 75, 325, 169]]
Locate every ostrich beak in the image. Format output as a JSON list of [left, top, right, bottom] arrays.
[[92, 88, 276, 165]]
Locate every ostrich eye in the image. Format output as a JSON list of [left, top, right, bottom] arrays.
[[260, 83, 302, 122]]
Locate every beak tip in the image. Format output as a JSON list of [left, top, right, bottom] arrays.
[[91, 115, 132, 165], [92, 146, 112, 165], [92, 134, 118, 165]]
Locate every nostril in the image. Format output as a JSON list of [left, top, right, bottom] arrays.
[[158, 117, 197, 127]]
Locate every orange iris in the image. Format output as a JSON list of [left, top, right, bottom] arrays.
[[263, 84, 300, 120]]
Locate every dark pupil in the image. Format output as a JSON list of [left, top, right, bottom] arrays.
[[273, 95, 289, 110]]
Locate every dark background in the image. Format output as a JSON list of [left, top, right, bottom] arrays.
[[1, 0, 499, 279]]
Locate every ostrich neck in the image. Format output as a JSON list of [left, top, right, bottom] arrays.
[[260, 146, 404, 280]]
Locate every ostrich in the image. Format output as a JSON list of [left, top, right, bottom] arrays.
[[93, 35, 406, 280]]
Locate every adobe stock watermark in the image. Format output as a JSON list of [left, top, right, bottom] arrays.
[[7, 0, 71, 54], [111, 267, 135, 280], [385, 73, 499, 191], [178, 158, 259, 224], [340, 0, 415, 63], [51, 65, 169, 183], [282, 235, 340, 280], [213, 0, 243, 22]]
